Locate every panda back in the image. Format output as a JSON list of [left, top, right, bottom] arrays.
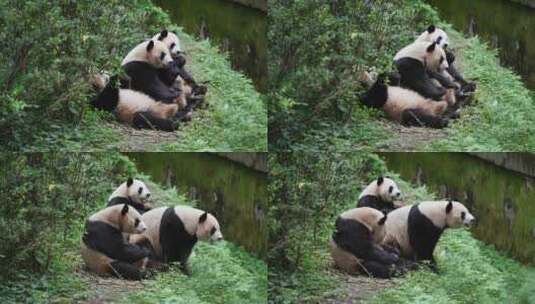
[[116, 90, 156, 123], [394, 42, 427, 62], [383, 87, 428, 121]]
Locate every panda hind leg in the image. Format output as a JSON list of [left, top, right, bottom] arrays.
[[401, 109, 448, 129], [361, 261, 393, 279], [109, 261, 144, 280], [132, 111, 178, 132]]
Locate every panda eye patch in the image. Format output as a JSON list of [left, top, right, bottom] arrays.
[[461, 212, 466, 219], [170, 43, 176, 49], [389, 186, 393, 193], [160, 52, 165, 60], [210, 227, 217, 235], [135, 218, 140, 227], [138, 187, 143, 194]]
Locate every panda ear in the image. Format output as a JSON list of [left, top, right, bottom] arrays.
[[159, 30, 168, 41], [427, 25, 436, 33], [199, 212, 208, 223], [426, 42, 436, 53], [378, 215, 387, 226], [146, 40, 155, 52], [121, 204, 129, 215], [377, 176, 384, 186], [127, 177, 133, 187], [446, 201, 453, 214]]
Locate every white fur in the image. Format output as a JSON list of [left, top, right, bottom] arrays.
[[121, 40, 173, 68], [359, 177, 402, 203], [152, 31, 182, 55], [416, 27, 450, 48], [114, 89, 178, 123], [339, 207, 386, 243], [394, 41, 448, 72], [383, 200, 475, 257], [109, 179, 151, 205], [383, 86, 448, 122]]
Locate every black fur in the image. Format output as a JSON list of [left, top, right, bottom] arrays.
[[357, 195, 396, 214], [109, 261, 144, 280], [332, 217, 398, 278], [408, 204, 445, 263], [123, 61, 180, 103], [159, 207, 198, 265], [401, 109, 448, 129], [107, 196, 149, 214], [394, 57, 446, 101], [360, 78, 388, 108], [91, 76, 120, 111], [83, 220, 150, 263], [132, 111, 177, 132]]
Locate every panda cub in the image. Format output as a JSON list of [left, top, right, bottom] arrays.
[[129, 206, 223, 275], [91, 74, 181, 131], [382, 200, 475, 266], [107, 178, 152, 214], [329, 207, 399, 278], [357, 177, 403, 214], [394, 41, 451, 102], [81, 204, 150, 280], [153, 30, 207, 110], [361, 75, 450, 128], [121, 39, 180, 104], [416, 25, 476, 95]]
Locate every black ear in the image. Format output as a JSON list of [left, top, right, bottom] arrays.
[[158, 30, 168, 41], [427, 25, 436, 33], [378, 215, 387, 226], [446, 201, 453, 214], [121, 204, 129, 215], [199, 212, 208, 223], [127, 177, 133, 187], [426, 42, 436, 53], [377, 176, 384, 186], [146, 40, 155, 52]]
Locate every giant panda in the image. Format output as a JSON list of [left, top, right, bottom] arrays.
[[107, 178, 152, 214], [416, 25, 475, 94], [121, 39, 180, 104], [153, 30, 207, 110], [394, 41, 451, 102], [90, 74, 181, 131], [328, 207, 399, 278], [361, 75, 451, 128], [382, 200, 475, 267], [129, 206, 223, 275], [81, 204, 150, 280], [357, 177, 403, 214]]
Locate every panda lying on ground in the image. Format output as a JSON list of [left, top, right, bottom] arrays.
[[357, 177, 403, 214], [81, 204, 150, 280], [128, 205, 223, 275]]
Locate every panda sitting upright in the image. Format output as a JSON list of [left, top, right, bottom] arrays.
[[81, 204, 150, 280], [357, 177, 403, 214], [129, 205, 223, 275], [329, 207, 400, 278], [383, 200, 475, 268], [107, 178, 152, 214]]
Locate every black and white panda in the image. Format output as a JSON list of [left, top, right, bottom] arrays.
[[361, 75, 450, 128], [90, 74, 181, 131], [382, 200, 475, 266], [394, 41, 451, 101], [81, 204, 150, 280], [129, 206, 223, 275], [107, 178, 152, 214], [329, 207, 399, 278], [121, 39, 180, 104], [153, 30, 207, 110], [357, 177, 403, 214], [416, 25, 476, 94]]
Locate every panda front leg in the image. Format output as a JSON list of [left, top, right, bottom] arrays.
[[132, 111, 178, 132], [401, 109, 448, 129]]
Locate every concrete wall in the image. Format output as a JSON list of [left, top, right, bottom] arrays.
[[470, 153, 535, 178], [217, 153, 268, 173], [227, 0, 267, 12]]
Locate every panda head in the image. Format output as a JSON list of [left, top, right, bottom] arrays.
[[445, 201, 476, 228], [153, 30, 183, 58], [374, 176, 402, 203], [124, 178, 151, 203], [119, 204, 147, 234], [424, 42, 448, 72], [196, 212, 223, 242], [419, 25, 450, 49]]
